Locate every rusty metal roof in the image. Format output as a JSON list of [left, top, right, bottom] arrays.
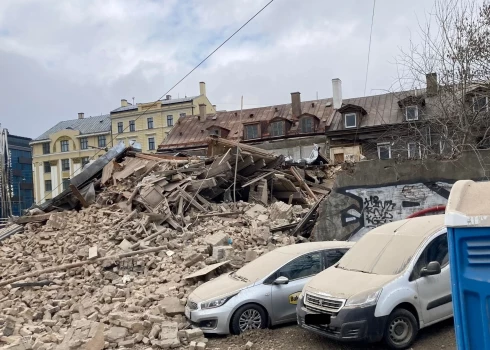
[[159, 98, 334, 149]]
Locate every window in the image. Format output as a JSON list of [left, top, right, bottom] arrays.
[[42, 142, 50, 155], [61, 159, 70, 171], [80, 137, 88, 150], [45, 180, 52, 192], [43, 161, 51, 173], [473, 96, 488, 112], [344, 113, 357, 128], [180, 112, 186, 118], [117, 122, 123, 133], [82, 157, 90, 167], [209, 128, 220, 136], [244, 124, 259, 140], [405, 106, 419, 121], [324, 249, 348, 267], [299, 117, 314, 133], [270, 121, 285, 136], [148, 137, 155, 150], [60, 140, 69, 152], [147, 117, 154, 129], [98, 135, 106, 148], [377, 143, 391, 160], [167, 115, 174, 126], [129, 120, 135, 132], [62, 178, 70, 191], [411, 233, 448, 281], [408, 142, 420, 159], [274, 252, 322, 281]]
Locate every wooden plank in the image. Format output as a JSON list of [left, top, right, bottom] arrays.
[[241, 171, 275, 188], [291, 195, 326, 236], [69, 184, 89, 208], [240, 158, 266, 176], [290, 166, 317, 201], [177, 187, 207, 212], [15, 213, 52, 224], [200, 161, 232, 179], [101, 160, 114, 185], [188, 178, 217, 192], [184, 260, 230, 280], [236, 155, 254, 171]]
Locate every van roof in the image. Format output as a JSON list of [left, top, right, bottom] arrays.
[[367, 215, 445, 238]]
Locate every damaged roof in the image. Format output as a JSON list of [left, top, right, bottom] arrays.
[[33, 114, 111, 141], [159, 98, 334, 150]]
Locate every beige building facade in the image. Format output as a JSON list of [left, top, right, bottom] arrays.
[[30, 114, 111, 204], [110, 82, 215, 152]]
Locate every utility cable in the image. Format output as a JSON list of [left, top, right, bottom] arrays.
[[35, 0, 275, 205], [363, 0, 376, 97]]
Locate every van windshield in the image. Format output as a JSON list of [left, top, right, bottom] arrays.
[[337, 234, 425, 275]]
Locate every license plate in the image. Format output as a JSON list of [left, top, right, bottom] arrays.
[[184, 306, 191, 319], [305, 313, 330, 325]]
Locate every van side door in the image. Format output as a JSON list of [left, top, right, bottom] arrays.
[[410, 232, 452, 326]]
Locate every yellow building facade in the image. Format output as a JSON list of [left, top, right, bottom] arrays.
[[111, 82, 215, 152], [30, 114, 111, 204]]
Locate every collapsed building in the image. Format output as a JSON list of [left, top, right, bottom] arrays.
[[0, 138, 338, 350]]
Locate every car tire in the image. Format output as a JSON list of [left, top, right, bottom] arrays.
[[230, 304, 267, 335], [383, 308, 419, 349]]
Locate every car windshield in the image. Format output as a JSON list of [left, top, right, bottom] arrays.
[[337, 233, 425, 275], [233, 250, 296, 282]]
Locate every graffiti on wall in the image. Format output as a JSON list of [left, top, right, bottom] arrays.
[[339, 182, 452, 240]]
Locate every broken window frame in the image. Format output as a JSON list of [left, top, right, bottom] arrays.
[[377, 142, 392, 160], [405, 106, 419, 121], [344, 113, 357, 128]]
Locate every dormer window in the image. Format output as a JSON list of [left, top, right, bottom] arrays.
[[270, 121, 284, 136], [344, 113, 357, 128], [405, 106, 419, 121], [209, 128, 220, 137], [299, 117, 314, 133], [244, 123, 259, 140], [473, 96, 488, 112]]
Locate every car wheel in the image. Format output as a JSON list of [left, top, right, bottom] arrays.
[[230, 304, 267, 335], [383, 308, 419, 349]]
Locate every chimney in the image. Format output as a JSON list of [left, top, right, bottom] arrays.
[[426, 73, 438, 97], [332, 78, 342, 109], [291, 92, 302, 118], [78, 112, 84, 119], [199, 82, 206, 96], [199, 104, 206, 122], [121, 99, 128, 107], [166, 95, 171, 100]]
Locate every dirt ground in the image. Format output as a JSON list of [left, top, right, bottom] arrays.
[[206, 318, 456, 350]]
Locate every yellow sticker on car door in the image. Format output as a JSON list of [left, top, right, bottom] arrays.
[[289, 292, 300, 304]]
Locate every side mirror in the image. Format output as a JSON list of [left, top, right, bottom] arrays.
[[420, 261, 441, 277], [273, 276, 289, 285]]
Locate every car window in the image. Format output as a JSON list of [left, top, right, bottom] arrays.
[[324, 249, 348, 268], [410, 233, 448, 281], [274, 252, 323, 281]]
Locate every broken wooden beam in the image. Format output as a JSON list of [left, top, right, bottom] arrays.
[[15, 213, 53, 224], [188, 178, 217, 192], [290, 166, 317, 201]]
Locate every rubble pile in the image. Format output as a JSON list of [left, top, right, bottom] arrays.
[[0, 139, 333, 350]]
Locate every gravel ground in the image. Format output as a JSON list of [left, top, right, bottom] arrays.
[[206, 319, 456, 350]]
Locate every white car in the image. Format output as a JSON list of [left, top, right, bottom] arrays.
[[297, 215, 451, 349], [185, 241, 354, 334]]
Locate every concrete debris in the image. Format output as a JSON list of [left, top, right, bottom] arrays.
[[245, 341, 254, 349], [0, 142, 334, 349]]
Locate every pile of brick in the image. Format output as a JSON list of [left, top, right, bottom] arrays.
[[0, 198, 307, 349]]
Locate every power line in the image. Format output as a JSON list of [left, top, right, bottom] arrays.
[[35, 0, 275, 205], [363, 0, 376, 96]]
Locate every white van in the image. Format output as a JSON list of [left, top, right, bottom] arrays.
[[297, 215, 451, 349]]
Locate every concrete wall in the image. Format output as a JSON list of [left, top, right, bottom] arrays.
[[315, 150, 490, 241], [253, 135, 327, 160]]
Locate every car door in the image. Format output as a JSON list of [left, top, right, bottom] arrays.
[[411, 232, 452, 325], [270, 251, 323, 324]]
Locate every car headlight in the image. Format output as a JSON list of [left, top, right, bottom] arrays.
[[201, 294, 237, 309], [345, 288, 382, 308]]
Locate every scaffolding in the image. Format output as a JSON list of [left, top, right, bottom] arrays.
[[0, 126, 12, 219]]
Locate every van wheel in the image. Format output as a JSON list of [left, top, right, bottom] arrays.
[[230, 304, 267, 335], [383, 308, 419, 349]]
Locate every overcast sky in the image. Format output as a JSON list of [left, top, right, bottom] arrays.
[[0, 0, 435, 138]]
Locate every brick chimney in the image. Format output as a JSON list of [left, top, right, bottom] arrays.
[[78, 112, 84, 119], [121, 99, 128, 107], [426, 73, 438, 97], [291, 92, 302, 118], [332, 78, 342, 109], [200, 82, 206, 96], [165, 95, 171, 100], [199, 104, 206, 122]]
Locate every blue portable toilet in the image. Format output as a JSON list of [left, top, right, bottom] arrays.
[[445, 180, 490, 349]]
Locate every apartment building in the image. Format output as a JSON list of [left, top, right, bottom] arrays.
[[110, 82, 215, 152], [30, 113, 110, 204]]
